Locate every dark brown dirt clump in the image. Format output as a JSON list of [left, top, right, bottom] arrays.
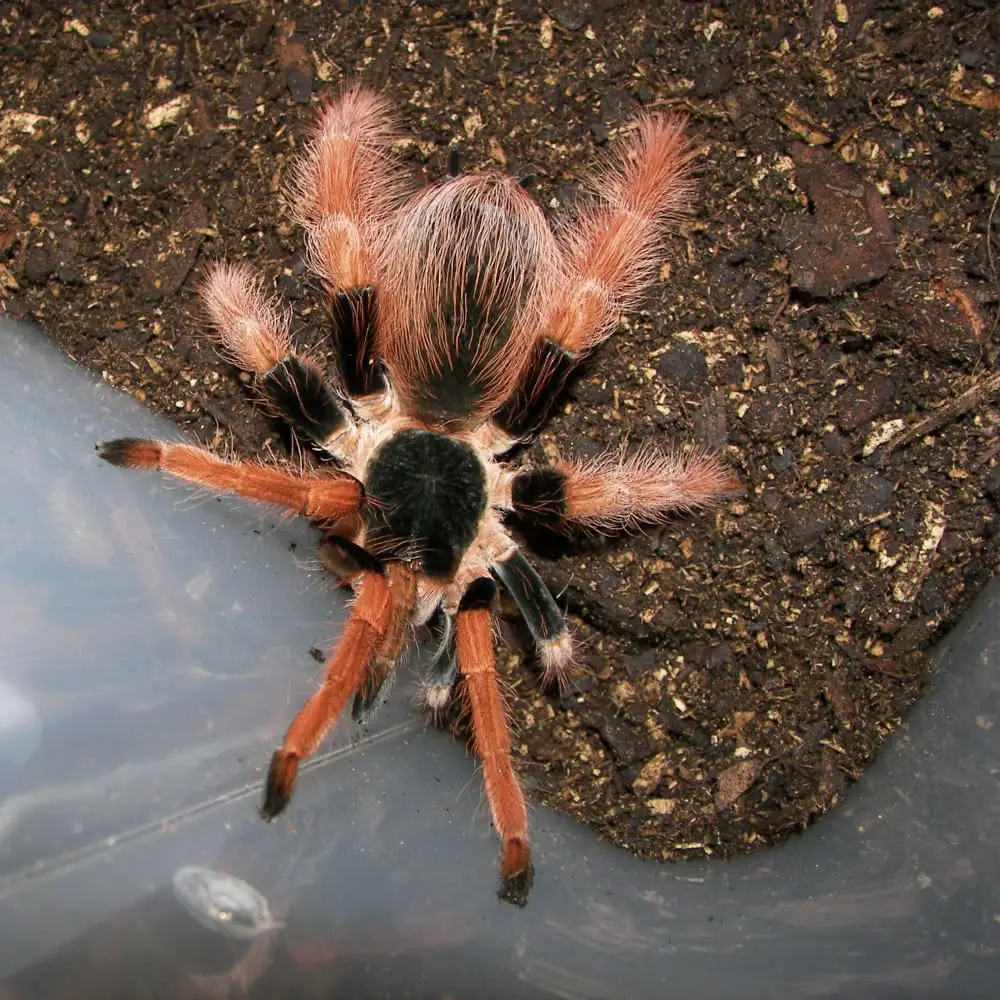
[[2, 0, 999, 864]]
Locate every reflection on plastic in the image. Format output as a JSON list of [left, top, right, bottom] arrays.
[[0, 678, 42, 776], [172, 867, 283, 940]]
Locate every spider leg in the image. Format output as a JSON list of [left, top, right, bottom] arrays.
[[262, 569, 391, 818], [376, 173, 562, 430], [455, 578, 533, 907], [507, 447, 739, 532], [490, 339, 579, 443], [290, 87, 408, 401], [422, 611, 458, 716], [328, 286, 384, 400], [200, 263, 354, 453], [490, 548, 573, 691], [290, 86, 404, 294], [318, 530, 381, 582], [96, 439, 361, 522], [493, 116, 696, 441], [352, 561, 418, 723]]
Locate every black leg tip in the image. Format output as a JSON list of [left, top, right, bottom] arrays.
[[96, 437, 144, 466], [258, 802, 282, 823], [260, 751, 296, 820], [259, 790, 288, 822], [498, 863, 534, 908]]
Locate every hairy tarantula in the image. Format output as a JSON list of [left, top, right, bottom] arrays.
[[97, 87, 734, 906]]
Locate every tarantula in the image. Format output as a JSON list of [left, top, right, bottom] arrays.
[[98, 87, 734, 906]]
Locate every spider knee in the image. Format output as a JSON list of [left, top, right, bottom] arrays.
[[508, 465, 569, 525], [493, 339, 579, 441], [259, 355, 350, 446], [329, 286, 386, 398]]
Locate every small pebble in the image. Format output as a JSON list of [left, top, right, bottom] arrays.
[[693, 61, 734, 99], [770, 449, 794, 474], [658, 341, 708, 384], [550, 0, 588, 31], [277, 273, 303, 300], [22, 247, 53, 284], [984, 466, 1000, 503], [958, 47, 982, 68], [589, 121, 610, 146]]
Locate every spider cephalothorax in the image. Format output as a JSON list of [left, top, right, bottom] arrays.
[[98, 86, 736, 906]]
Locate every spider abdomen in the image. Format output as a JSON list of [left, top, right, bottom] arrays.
[[376, 174, 561, 428], [363, 429, 487, 579]]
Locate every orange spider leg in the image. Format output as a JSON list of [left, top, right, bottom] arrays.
[[262, 569, 392, 817], [97, 439, 361, 523], [543, 115, 696, 357], [509, 447, 739, 533], [289, 85, 406, 292], [455, 583, 532, 906], [352, 560, 418, 721], [495, 116, 697, 440]]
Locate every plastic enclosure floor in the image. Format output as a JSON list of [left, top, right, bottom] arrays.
[[0, 315, 998, 1000]]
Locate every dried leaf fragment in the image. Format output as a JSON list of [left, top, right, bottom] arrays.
[[948, 87, 1000, 111]]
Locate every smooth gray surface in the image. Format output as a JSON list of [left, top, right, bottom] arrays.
[[0, 315, 998, 999]]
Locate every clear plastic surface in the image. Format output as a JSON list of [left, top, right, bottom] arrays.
[[1, 316, 998, 998]]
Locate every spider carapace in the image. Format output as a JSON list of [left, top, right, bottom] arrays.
[[98, 87, 736, 906]]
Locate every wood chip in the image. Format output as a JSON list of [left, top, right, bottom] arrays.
[[949, 87, 1000, 111], [778, 102, 831, 145], [715, 758, 763, 811], [893, 503, 947, 604], [144, 95, 190, 130]]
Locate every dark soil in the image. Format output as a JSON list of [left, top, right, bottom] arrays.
[[2, 0, 999, 867]]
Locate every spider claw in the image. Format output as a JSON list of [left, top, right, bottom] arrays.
[[421, 680, 454, 720], [420, 611, 457, 715], [261, 750, 298, 820], [498, 837, 534, 907]]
